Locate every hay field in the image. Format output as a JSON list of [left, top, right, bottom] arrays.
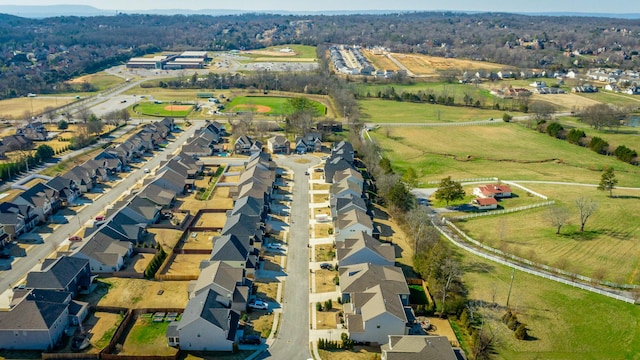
[[371, 124, 640, 187], [530, 93, 600, 110], [362, 49, 401, 71], [0, 97, 75, 119], [359, 99, 513, 123], [390, 53, 508, 75]]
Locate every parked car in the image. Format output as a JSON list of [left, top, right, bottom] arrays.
[[314, 168, 324, 172], [267, 243, 282, 250], [319, 263, 333, 270], [0, 253, 11, 259], [68, 235, 83, 242], [240, 335, 262, 345], [304, 171, 309, 175], [248, 299, 269, 310], [143, 168, 150, 173], [95, 215, 105, 221]]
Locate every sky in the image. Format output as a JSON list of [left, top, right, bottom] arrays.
[[1, 0, 640, 13]]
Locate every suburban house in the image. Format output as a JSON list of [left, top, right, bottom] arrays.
[[338, 262, 410, 305], [182, 137, 214, 157], [71, 232, 133, 273], [62, 166, 95, 194], [138, 183, 177, 209], [380, 335, 458, 360], [332, 141, 355, 163], [331, 179, 364, 201], [118, 196, 162, 225], [45, 176, 80, 206], [324, 157, 353, 184], [209, 234, 253, 270], [0, 202, 38, 241], [230, 195, 268, 222], [294, 132, 322, 153], [151, 169, 189, 195], [332, 168, 364, 191], [101, 212, 146, 243], [0, 134, 33, 153], [337, 231, 395, 267], [189, 260, 252, 313], [16, 121, 48, 141], [267, 135, 290, 154], [472, 197, 499, 210], [0, 290, 73, 350], [472, 184, 512, 198], [234, 135, 254, 154], [166, 288, 240, 351], [334, 208, 374, 242], [343, 284, 411, 345], [13, 183, 61, 223], [24, 256, 92, 297], [0, 225, 9, 249], [331, 194, 368, 219]]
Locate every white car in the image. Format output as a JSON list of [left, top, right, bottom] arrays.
[[267, 243, 283, 250], [248, 299, 269, 310]]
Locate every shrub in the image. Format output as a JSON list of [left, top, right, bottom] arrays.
[[614, 145, 637, 163], [546, 122, 563, 138], [515, 323, 529, 340], [566, 128, 586, 144], [507, 316, 520, 331], [316, 302, 323, 312], [589, 137, 609, 154], [502, 113, 513, 122], [324, 299, 332, 311]]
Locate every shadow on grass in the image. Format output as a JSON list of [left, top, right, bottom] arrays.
[[560, 230, 603, 241], [465, 261, 495, 274]]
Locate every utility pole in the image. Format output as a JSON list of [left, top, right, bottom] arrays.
[[506, 269, 515, 309]]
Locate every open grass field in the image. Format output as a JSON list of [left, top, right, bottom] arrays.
[[456, 183, 640, 284], [370, 124, 640, 187], [134, 101, 193, 117], [578, 91, 640, 109], [461, 251, 640, 360], [389, 53, 509, 75], [530, 93, 601, 110], [121, 317, 178, 356], [223, 96, 326, 116], [0, 97, 75, 119], [359, 99, 509, 123], [553, 115, 640, 151], [66, 72, 125, 90]]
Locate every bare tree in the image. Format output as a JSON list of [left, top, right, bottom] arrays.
[[76, 105, 93, 123], [44, 106, 57, 123], [575, 197, 598, 232], [436, 258, 463, 316], [548, 205, 570, 234]]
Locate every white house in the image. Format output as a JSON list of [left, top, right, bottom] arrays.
[[472, 197, 498, 210]]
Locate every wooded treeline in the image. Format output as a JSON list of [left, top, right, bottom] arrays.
[[2, 11, 640, 99]]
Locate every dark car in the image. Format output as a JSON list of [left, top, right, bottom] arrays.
[[0, 253, 11, 259], [240, 335, 262, 345], [319, 263, 333, 270], [68, 235, 83, 242]]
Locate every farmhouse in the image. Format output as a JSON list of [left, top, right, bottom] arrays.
[[472, 197, 499, 210], [473, 184, 512, 198]]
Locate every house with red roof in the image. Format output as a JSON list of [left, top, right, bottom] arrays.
[[473, 184, 512, 198], [472, 197, 499, 210]]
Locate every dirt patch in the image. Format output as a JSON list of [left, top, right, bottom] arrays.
[[314, 224, 333, 238], [318, 346, 381, 360], [163, 105, 191, 111], [86, 311, 122, 352], [194, 213, 227, 228], [315, 302, 343, 329], [128, 253, 153, 273], [147, 228, 183, 249], [92, 278, 189, 309], [294, 158, 312, 164], [233, 104, 271, 113], [166, 254, 210, 275]]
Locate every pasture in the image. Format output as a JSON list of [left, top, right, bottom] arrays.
[[359, 99, 508, 123], [241, 44, 317, 60], [0, 97, 75, 119], [67, 72, 125, 90], [388, 52, 510, 75], [457, 183, 640, 284], [133, 101, 193, 117], [362, 50, 401, 71], [370, 123, 640, 187], [461, 251, 640, 360]]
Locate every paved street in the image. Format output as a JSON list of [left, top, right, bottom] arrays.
[[261, 155, 319, 359], [0, 121, 200, 302]]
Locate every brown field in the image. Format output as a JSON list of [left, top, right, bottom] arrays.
[[0, 97, 74, 119], [165, 254, 210, 275], [86, 312, 122, 352], [163, 105, 191, 111], [530, 93, 601, 110], [313, 194, 329, 203], [253, 57, 316, 62], [315, 269, 338, 293], [254, 279, 279, 302], [313, 206, 331, 217], [185, 230, 217, 248], [391, 53, 508, 75], [426, 317, 460, 347], [242, 49, 298, 57], [362, 50, 401, 71], [247, 311, 274, 338], [91, 278, 189, 308], [315, 244, 335, 262], [181, 195, 234, 212], [147, 228, 183, 249], [312, 183, 331, 191], [193, 212, 228, 228]]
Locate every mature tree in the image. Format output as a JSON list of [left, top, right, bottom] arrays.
[[119, 108, 131, 124], [566, 128, 586, 145], [435, 258, 463, 316], [57, 120, 68, 130], [434, 176, 465, 206], [580, 103, 625, 131], [575, 197, 598, 232], [598, 167, 618, 197], [86, 114, 104, 136], [35, 144, 55, 161], [402, 167, 419, 188], [613, 145, 637, 163], [387, 181, 414, 213], [529, 101, 555, 122], [548, 205, 570, 234], [76, 105, 93, 123]]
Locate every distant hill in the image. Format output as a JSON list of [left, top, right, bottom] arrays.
[[2, 5, 638, 19]]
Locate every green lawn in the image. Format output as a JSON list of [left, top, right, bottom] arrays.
[[133, 101, 193, 117], [455, 183, 640, 284], [121, 317, 177, 356], [359, 98, 515, 123], [224, 96, 326, 116], [578, 91, 640, 108], [243, 44, 317, 59], [460, 251, 640, 360], [370, 123, 640, 187]]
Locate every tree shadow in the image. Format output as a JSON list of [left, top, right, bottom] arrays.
[[560, 229, 603, 241], [465, 262, 495, 274]]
